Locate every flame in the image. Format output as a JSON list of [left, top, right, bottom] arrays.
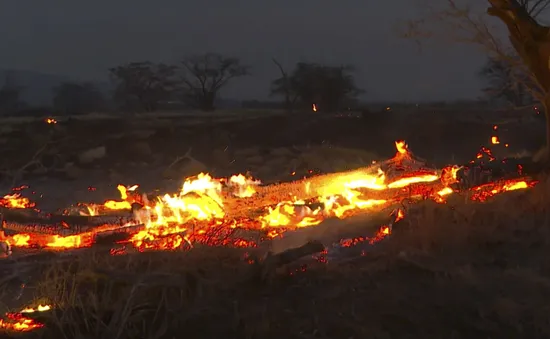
[[45, 118, 57, 124], [7, 234, 31, 247], [470, 179, 536, 202], [80, 184, 139, 216], [0, 137, 540, 335], [395, 140, 407, 155], [0, 193, 35, 209], [491, 136, 500, 144], [103, 184, 139, 210], [20, 305, 51, 313], [2, 140, 538, 253], [312, 103, 317, 112], [227, 174, 260, 197], [0, 304, 51, 332], [394, 209, 405, 223]]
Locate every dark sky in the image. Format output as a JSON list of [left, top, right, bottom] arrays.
[[0, 0, 488, 102]]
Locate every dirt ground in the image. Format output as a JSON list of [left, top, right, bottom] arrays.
[[0, 109, 548, 338]]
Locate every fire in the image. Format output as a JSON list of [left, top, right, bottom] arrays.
[[0, 140, 538, 253], [20, 305, 51, 313], [470, 179, 536, 202], [395, 140, 408, 155], [491, 136, 500, 144], [0, 193, 35, 209], [227, 174, 260, 197], [259, 200, 323, 228], [312, 103, 317, 112], [0, 137, 540, 334], [0, 304, 51, 332], [46, 234, 89, 248], [394, 209, 405, 223], [339, 224, 392, 248], [6, 233, 31, 247], [81, 184, 139, 215], [103, 184, 138, 210], [45, 118, 57, 124]]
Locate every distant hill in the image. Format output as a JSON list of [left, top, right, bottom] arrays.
[[0, 69, 111, 107]]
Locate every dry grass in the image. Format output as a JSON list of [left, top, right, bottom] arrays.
[[3, 176, 550, 338]]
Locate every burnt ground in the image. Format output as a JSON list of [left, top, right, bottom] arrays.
[[0, 109, 545, 210], [0, 109, 549, 338]]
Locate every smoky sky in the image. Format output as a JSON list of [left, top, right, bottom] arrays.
[[0, 0, 491, 102]]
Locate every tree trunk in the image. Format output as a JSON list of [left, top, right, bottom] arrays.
[[200, 91, 215, 111], [487, 0, 550, 162]]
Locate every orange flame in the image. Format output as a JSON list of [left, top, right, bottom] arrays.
[[0, 304, 51, 332], [0, 193, 35, 209], [2, 140, 538, 253]]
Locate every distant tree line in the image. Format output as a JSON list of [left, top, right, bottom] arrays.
[[1, 49, 540, 116], [0, 52, 364, 116]]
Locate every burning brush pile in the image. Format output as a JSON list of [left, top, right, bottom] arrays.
[[0, 139, 539, 333]]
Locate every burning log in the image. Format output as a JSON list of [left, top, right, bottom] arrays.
[[224, 168, 441, 219], [1, 205, 137, 236]]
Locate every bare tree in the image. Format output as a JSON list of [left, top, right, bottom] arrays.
[[270, 58, 298, 113], [479, 55, 534, 106], [404, 0, 550, 161], [179, 53, 249, 111], [109, 61, 179, 112]]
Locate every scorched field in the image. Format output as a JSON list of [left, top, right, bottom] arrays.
[[0, 111, 548, 339]]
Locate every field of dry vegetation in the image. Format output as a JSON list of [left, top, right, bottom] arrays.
[[0, 109, 548, 338]]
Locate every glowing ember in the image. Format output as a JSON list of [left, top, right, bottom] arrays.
[[0, 193, 35, 209], [0, 304, 51, 332], [339, 224, 392, 248], [470, 179, 537, 202], [0, 140, 538, 253]]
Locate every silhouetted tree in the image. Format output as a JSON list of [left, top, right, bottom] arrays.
[[52, 82, 105, 115], [479, 55, 534, 106], [179, 53, 249, 111], [404, 0, 550, 161], [0, 72, 25, 115], [109, 62, 179, 112], [271, 58, 298, 112], [271, 62, 362, 112]]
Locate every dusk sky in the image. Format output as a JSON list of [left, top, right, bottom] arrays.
[[0, 0, 491, 102]]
